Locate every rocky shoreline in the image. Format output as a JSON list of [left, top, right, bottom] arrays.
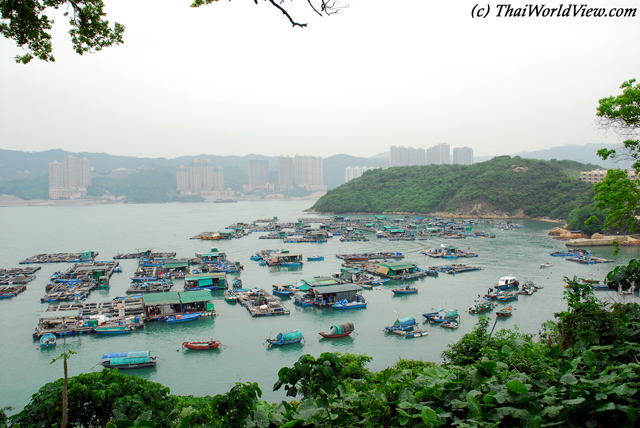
[[549, 227, 640, 247]]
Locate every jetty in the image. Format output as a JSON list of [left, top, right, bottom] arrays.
[[114, 250, 177, 260], [20, 251, 99, 264], [0, 267, 39, 284], [236, 288, 291, 317], [433, 264, 482, 274], [0, 284, 27, 298]]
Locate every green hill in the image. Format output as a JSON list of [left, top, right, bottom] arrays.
[[311, 156, 597, 219]]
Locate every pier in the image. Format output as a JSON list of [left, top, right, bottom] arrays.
[[236, 288, 290, 317]]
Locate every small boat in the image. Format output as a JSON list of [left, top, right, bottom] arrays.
[[293, 292, 314, 307], [307, 256, 324, 261], [94, 325, 132, 335], [40, 333, 57, 348], [319, 322, 354, 338], [224, 289, 238, 303], [469, 301, 496, 314], [423, 308, 459, 323], [441, 320, 459, 329], [333, 298, 367, 309], [99, 351, 157, 369], [496, 306, 514, 317], [496, 291, 519, 302], [166, 312, 201, 323], [539, 262, 553, 269], [391, 285, 418, 295], [267, 329, 303, 346], [384, 316, 418, 333], [272, 284, 295, 297], [182, 340, 221, 350]]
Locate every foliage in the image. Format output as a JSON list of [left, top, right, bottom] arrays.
[[311, 156, 595, 218], [556, 276, 618, 351], [10, 369, 177, 427], [567, 204, 608, 234], [594, 79, 640, 238], [605, 259, 640, 292], [0, 407, 12, 428], [0, 0, 124, 63], [592, 169, 640, 234], [0, 174, 49, 200]]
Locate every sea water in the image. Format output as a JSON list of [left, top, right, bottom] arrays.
[[1, 200, 638, 412]]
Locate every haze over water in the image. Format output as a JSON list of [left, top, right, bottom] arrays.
[[2, 200, 639, 412]]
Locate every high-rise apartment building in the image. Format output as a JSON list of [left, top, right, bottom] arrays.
[[48, 155, 91, 199], [390, 146, 425, 167], [427, 143, 450, 165], [345, 166, 377, 183], [452, 147, 474, 165], [248, 159, 270, 191], [177, 159, 225, 195], [278, 156, 294, 191], [295, 155, 326, 191]]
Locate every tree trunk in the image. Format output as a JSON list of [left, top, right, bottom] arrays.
[[62, 357, 68, 428]]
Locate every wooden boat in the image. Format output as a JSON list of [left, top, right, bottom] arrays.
[[224, 289, 238, 303], [333, 298, 367, 309], [293, 292, 313, 307], [423, 308, 459, 323], [441, 320, 459, 329], [272, 284, 295, 297], [384, 316, 417, 333], [496, 306, 514, 317], [94, 325, 132, 335], [496, 291, 519, 302], [319, 322, 354, 338], [469, 301, 496, 314], [99, 351, 157, 369], [391, 285, 418, 295], [166, 312, 201, 323], [182, 340, 221, 350], [40, 333, 57, 348], [267, 329, 303, 346]]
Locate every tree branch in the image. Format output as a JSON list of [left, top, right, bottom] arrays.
[[267, 0, 307, 27]]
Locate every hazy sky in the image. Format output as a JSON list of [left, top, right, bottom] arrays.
[[1, 0, 638, 159]]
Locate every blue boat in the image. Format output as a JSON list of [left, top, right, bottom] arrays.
[[391, 285, 418, 295], [39, 333, 57, 348], [94, 325, 132, 335], [272, 284, 295, 297], [423, 308, 459, 323], [333, 298, 367, 309], [266, 329, 303, 346], [306, 256, 324, 261], [384, 316, 417, 332], [99, 351, 157, 369], [166, 312, 201, 323]]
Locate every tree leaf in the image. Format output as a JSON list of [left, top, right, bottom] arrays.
[[560, 374, 578, 385], [507, 379, 529, 394]]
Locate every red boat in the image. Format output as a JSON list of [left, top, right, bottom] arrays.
[[318, 322, 354, 338], [182, 340, 221, 350]]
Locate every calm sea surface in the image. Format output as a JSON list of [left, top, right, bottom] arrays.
[[1, 200, 639, 412]]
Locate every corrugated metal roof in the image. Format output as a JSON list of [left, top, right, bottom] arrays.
[[142, 292, 181, 305], [311, 284, 363, 294], [180, 290, 213, 304], [184, 272, 225, 281], [380, 262, 417, 270]]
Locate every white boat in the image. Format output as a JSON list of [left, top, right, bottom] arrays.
[[539, 262, 553, 269]]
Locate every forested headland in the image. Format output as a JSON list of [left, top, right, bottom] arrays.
[[311, 156, 598, 219]]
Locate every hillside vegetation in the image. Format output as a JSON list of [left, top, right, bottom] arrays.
[[311, 156, 596, 219]]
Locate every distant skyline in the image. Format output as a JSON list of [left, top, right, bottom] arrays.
[[1, 1, 638, 159]]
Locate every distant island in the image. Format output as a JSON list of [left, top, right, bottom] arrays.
[[311, 156, 597, 220]]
